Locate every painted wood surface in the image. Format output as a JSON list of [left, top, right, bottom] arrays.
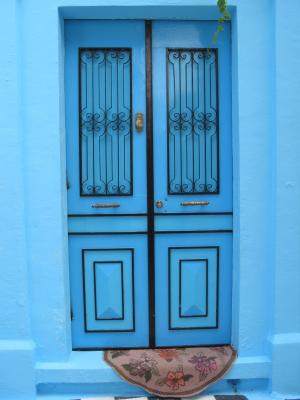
[[66, 20, 232, 348]]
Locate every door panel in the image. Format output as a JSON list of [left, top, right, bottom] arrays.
[[167, 48, 219, 195], [83, 249, 134, 331], [69, 234, 149, 348], [68, 215, 147, 234], [65, 20, 147, 215], [152, 21, 232, 213], [169, 247, 217, 329], [79, 48, 133, 197], [155, 213, 232, 233], [155, 233, 232, 346]]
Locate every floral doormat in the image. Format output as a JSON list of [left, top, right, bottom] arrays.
[[104, 346, 237, 398], [77, 396, 247, 400], [71, 394, 246, 400]]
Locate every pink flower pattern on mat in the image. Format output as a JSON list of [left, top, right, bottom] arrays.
[[189, 352, 218, 380]]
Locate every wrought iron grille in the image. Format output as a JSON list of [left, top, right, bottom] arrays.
[[79, 48, 132, 196], [167, 49, 219, 194]]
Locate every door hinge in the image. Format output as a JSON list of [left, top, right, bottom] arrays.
[[70, 305, 74, 321]]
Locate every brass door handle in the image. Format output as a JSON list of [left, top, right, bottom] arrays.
[[180, 201, 209, 206], [91, 203, 120, 208], [135, 112, 144, 132]]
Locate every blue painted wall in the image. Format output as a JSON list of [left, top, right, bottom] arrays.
[[0, 0, 299, 399]]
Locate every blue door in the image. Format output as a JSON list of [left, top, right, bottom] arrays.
[[152, 21, 232, 346], [65, 21, 149, 349], [66, 20, 232, 349]]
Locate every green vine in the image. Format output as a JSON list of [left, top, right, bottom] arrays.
[[213, 0, 231, 43]]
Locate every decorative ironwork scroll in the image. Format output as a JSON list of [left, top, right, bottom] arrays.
[[167, 49, 219, 194], [79, 48, 132, 196]]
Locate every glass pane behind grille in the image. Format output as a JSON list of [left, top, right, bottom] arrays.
[[79, 48, 132, 196], [167, 49, 219, 194]]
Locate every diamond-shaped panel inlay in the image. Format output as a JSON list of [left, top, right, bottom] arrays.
[[169, 246, 219, 330], [179, 259, 208, 317], [82, 248, 135, 332], [94, 261, 124, 320]]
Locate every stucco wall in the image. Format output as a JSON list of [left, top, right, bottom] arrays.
[[0, 0, 299, 399]]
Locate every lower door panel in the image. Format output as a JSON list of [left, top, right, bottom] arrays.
[[69, 234, 149, 349], [154, 233, 232, 347]]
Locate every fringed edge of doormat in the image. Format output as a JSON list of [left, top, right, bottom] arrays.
[[104, 346, 237, 398], [77, 396, 247, 400]]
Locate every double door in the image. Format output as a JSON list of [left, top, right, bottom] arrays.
[[66, 20, 232, 349]]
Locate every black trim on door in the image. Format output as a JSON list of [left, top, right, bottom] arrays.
[[145, 20, 156, 348]]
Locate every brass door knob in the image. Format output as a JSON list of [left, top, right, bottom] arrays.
[[155, 200, 164, 209]]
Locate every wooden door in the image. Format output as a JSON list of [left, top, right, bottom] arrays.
[[152, 21, 232, 346], [66, 20, 232, 349], [66, 20, 149, 349]]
